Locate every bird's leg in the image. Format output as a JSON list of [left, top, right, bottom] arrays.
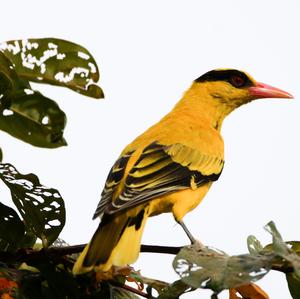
[[178, 221, 196, 244]]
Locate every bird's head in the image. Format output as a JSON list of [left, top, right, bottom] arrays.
[[193, 69, 293, 109]]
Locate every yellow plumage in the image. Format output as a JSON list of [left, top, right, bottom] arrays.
[[73, 69, 292, 275]]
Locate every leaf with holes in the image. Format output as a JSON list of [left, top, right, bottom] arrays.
[[247, 235, 264, 255], [0, 163, 65, 248], [0, 51, 28, 95], [264, 221, 300, 278], [0, 90, 67, 148], [0, 38, 104, 98], [0, 202, 25, 251], [0, 51, 67, 148], [173, 244, 273, 294]]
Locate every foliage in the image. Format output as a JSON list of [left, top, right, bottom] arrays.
[[166, 221, 300, 298], [0, 220, 299, 298], [0, 38, 103, 150], [0, 163, 65, 248], [0, 38, 298, 299]]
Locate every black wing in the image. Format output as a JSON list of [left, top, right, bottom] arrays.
[[93, 142, 224, 218]]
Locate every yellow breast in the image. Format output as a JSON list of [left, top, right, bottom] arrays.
[[149, 182, 212, 221]]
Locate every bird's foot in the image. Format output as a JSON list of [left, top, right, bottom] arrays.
[[95, 265, 133, 282]]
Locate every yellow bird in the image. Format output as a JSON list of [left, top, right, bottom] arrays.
[[73, 69, 292, 275]]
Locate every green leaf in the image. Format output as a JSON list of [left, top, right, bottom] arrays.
[[157, 280, 191, 299], [265, 221, 300, 278], [264, 221, 288, 255], [0, 90, 67, 148], [0, 51, 67, 148], [0, 38, 104, 148], [247, 235, 263, 255], [0, 202, 25, 251], [264, 241, 300, 256], [173, 244, 272, 294], [18, 231, 37, 249], [287, 273, 300, 299], [0, 38, 104, 98], [0, 163, 65, 248], [0, 51, 27, 93], [286, 242, 300, 256]]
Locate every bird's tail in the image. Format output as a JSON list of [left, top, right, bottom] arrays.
[[73, 206, 149, 275]]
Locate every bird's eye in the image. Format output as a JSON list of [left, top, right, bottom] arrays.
[[229, 75, 245, 88]]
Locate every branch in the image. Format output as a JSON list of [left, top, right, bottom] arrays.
[[0, 243, 182, 265], [0, 243, 294, 275], [120, 283, 150, 298], [141, 244, 182, 255]]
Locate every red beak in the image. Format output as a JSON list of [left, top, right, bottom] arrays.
[[249, 82, 293, 99]]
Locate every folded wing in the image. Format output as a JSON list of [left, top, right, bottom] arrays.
[[93, 142, 224, 218]]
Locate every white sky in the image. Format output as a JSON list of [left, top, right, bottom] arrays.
[[1, 1, 300, 298]]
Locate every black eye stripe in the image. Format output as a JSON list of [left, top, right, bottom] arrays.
[[194, 69, 253, 88]]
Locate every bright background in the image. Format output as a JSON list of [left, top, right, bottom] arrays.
[[1, 1, 300, 298]]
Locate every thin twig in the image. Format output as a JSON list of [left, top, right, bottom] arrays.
[[121, 284, 150, 298]]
